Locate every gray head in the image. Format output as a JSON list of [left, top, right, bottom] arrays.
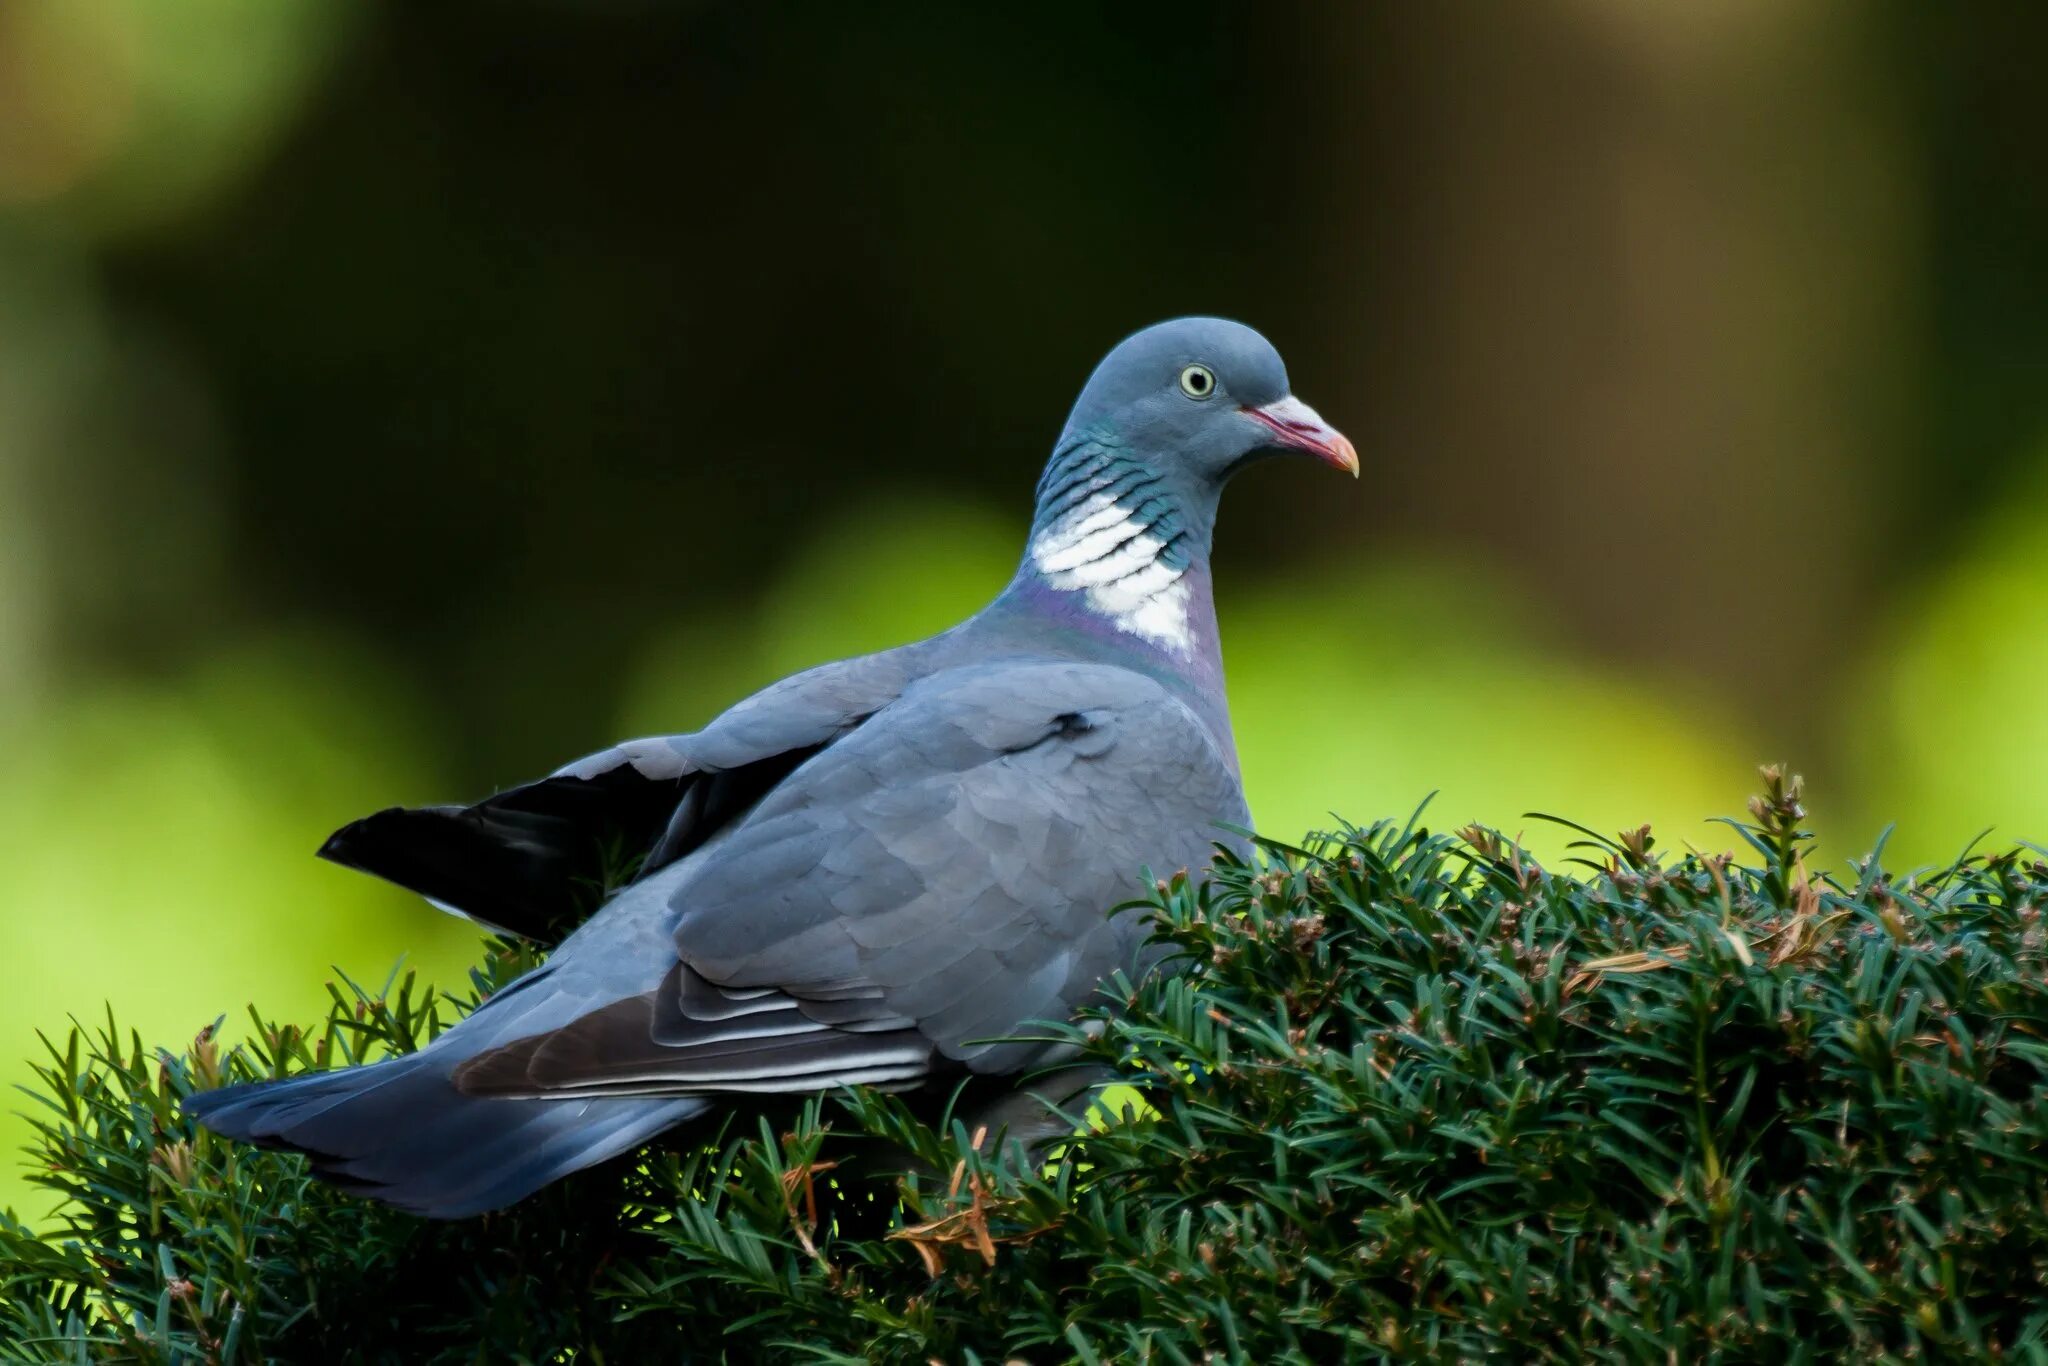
[[1009, 319, 1354, 667], [1058, 317, 1357, 486]]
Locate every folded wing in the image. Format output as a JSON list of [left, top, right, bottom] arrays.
[[453, 660, 1246, 1098], [318, 645, 928, 940]]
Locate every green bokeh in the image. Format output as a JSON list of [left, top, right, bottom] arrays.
[[1845, 462, 2048, 868], [0, 636, 483, 1218]]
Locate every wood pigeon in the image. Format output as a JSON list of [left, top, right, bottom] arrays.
[[185, 317, 1357, 1218]]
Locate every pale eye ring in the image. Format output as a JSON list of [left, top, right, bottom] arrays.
[[1178, 363, 1217, 400]]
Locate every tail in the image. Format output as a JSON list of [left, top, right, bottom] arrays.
[[184, 1053, 707, 1219]]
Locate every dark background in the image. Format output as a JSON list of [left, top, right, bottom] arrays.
[[1, 1, 2044, 1213]]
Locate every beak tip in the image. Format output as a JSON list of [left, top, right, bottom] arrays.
[[1332, 436, 1361, 479]]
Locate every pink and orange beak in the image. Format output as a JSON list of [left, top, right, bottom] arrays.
[[1244, 396, 1359, 477]]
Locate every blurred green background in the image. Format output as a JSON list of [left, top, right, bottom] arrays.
[[2, 2, 2044, 1218]]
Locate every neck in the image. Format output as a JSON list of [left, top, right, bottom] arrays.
[[1007, 436, 1219, 661]]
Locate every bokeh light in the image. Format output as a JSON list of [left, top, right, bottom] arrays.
[[0, 0, 355, 235], [1844, 460, 2048, 868]]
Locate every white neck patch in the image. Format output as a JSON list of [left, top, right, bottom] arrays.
[[1029, 491, 1194, 656]]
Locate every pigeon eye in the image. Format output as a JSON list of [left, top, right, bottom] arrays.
[[1178, 363, 1217, 400]]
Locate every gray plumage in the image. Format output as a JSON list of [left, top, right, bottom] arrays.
[[186, 317, 1357, 1218]]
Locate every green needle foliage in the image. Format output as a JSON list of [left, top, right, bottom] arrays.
[[5, 771, 2048, 1362]]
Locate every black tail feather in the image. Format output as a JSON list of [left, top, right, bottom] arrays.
[[318, 770, 685, 942]]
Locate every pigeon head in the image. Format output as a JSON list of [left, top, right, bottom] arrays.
[[1015, 318, 1354, 662], [1058, 317, 1357, 484]]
